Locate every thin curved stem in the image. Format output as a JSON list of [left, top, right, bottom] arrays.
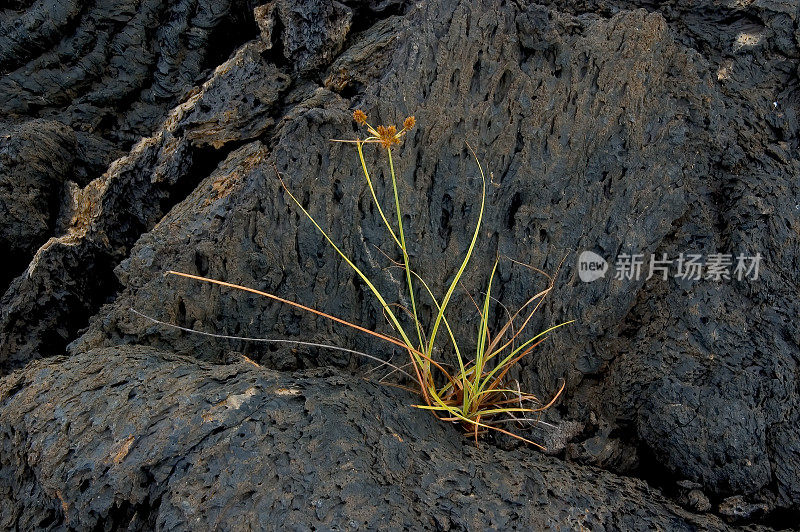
[[129, 307, 416, 380], [387, 146, 425, 354]]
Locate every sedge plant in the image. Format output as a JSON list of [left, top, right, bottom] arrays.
[[166, 111, 573, 449]]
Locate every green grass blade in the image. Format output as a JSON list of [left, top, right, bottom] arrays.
[[413, 390, 547, 450], [387, 147, 425, 353], [408, 270, 466, 380], [473, 407, 550, 416], [276, 170, 417, 357], [357, 140, 402, 249], [468, 258, 498, 412], [480, 320, 575, 390], [474, 261, 498, 372], [425, 144, 486, 361]]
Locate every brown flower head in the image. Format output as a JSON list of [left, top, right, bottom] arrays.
[[403, 116, 416, 131], [353, 109, 367, 125], [377, 125, 400, 149]]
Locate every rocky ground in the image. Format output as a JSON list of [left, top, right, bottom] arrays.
[[1, 0, 798, 529]]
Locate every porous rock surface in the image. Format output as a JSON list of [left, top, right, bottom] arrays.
[[0, 346, 731, 530], [1, 0, 798, 527]]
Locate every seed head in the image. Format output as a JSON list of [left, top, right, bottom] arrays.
[[403, 116, 416, 131], [377, 125, 400, 149], [353, 109, 367, 126]]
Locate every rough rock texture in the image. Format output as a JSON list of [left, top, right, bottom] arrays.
[[0, 0, 259, 291], [75, 4, 713, 367], [0, 0, 256, 141], [0, 118, 121, 288], [256, 0, 353, 73], [0, 120, 78, 287], [0, 346, 732, 530], [0, 39, 290, 371], [1, 0, 799, 527]]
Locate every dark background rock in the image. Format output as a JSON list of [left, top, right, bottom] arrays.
[[256, 0, 354, 73], [0, 120, 78, 288], [0, 346, 733, 530], [0, 36, 291, 372], [0, 0, 798, 527], [0, 0, 261, 291], [0, 118, 121, 288], [0, 0, 259, 143]]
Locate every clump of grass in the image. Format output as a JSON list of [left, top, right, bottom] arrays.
[[166, 111, 572, 448]]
